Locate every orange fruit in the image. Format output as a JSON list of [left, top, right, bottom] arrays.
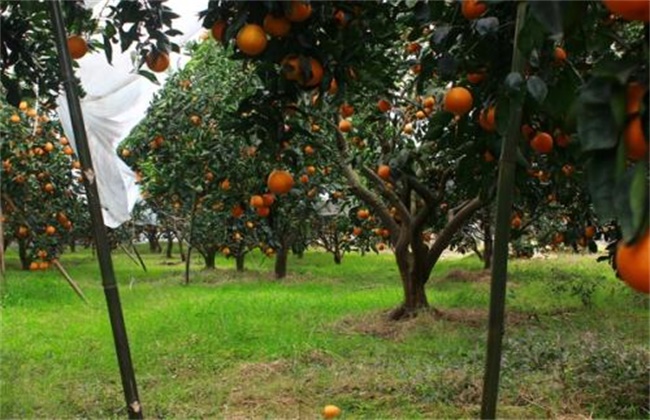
[[405, 42, 421, 54], [43, 183, 54, 193], [300, 174, 309, 184], [285, 1, 312, 22], [530, 132, 554, 154], [60, 136, 69, 146], [145, 51, 170, 73], [29, 261, 40, 271], [352, 227, 362, 236], [250, 195, 265, 208], [67, 35, 88, 59], [302, 58, 323, 87], [444, 87, 473, 116], [18, 101, 28, 110], [339, 103, 354, 118], [553, 46, 567, 63], [262, 193, 276, 207], [461, 0, 487, 19], [236, 24, 268, 56], [256, 206, 270, 217], [45, 225, 56, 236], [626, 82, 646, 115], [511, 216, 522, 229], [483, 150, 495, 162], [377, 164, 391, 180], [478, 106, 496, 132], [17, 226, 29, 238], [222, 247, 231, 256], [584, 225, 596, 239], [306, 165, 317, 175], [521, 124, 535, 140], [328, 78, 339, 95], [552, 232, 565, 245], [561, 164, 574, 177], [556, 133, 571, 148], [39, 261, 49, 270], [415, 110, 427, 120], [338, 119, 352, 133], [422, 96, 435, 108], [467, 71, 486, 84], [10, 114, 20, 123], [403, 123, 414, 135], [356, 209, 370, 219], [231, 205, 244, 218], [220, 179, 231, 190], [263, 14, 291, 37], [44, 142, 54, 152], [624, 116, 648, 160], [377, 99, 392, 113], [616, 230, 650, 293], [211, 20, 227, 42], [267, 169, 295, 194], [602, 0, 649, 21], [281, 55, 302, 81], [333, 9, 348, 27], [304, 145, 315, 155]]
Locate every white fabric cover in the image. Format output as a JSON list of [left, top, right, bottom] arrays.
[[57, 0, 208, 227]]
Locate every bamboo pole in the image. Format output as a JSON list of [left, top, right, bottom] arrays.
[[52, 259, 90, 305], [480, 2, 528, 419], [48, 2, 143, 418]]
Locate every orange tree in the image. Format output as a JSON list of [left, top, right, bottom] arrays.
[[1, 99, 83, 270], [197, 1, 648, 315]]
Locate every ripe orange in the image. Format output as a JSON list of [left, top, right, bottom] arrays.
[[338, 119, 352, 133], [444, 87, 473, 116], [220, 179, 231, 190], [626, 82, 646, 115], [511, 216, 522, 229], [561, 164, 574, 177], [250, 195, 265, 208], [17, 226, 29, 238], [624, 116, 647, 160], [602, 0, 649, 22], [356, 209, 370, 219], [45, 225, 56, 236], [339, 103, 354, 118], [236, 24, 268, 56], [67, 35, 88, 59], [285, 1, 312, 22], [461, 0, 487, 19], [267, 169, 294, 194], [352, 227, 362, 236], [584, 225, 596, 239], [467, 71, 486, 84], [403, 123, 414, 135], [377, 164, 391, 180], [483, 150, 495, 162], [60, 136, 69, 146], [29, 261, 40, 271], [616, 230, 649, 293], [39, 261, 49, 270], [43, 183, 54, 193], [222, 247, 231, 256], [377, 99, 392, 113], [121, 148, 131, 158], [10, 114, 20, 123], [552, 232, 565, 245], [553, 46, 567, 63], [211, 20, 227, 42], [333, 9, 348, 27], [422, 96, 435, 108], [256, 206, 270, 217], [478, 106, 496, 132], [405, 42, 421, 54], [231, 205, 244, 218], [556, 132, 571, 148], [281, 55, 302, 81], [18, 101, 28, 110], [262, 193, 275, 207], [44, 142, 54, 152], [306, 165, 317, 175], [302, 58, 323, 87], [521, 124, 535, 140], [263, 14, 291, 37], [530, 132, 554, 154], [415, 110, 427, 120], [146, 51, 170, 73], [300, 174, 309, 184], [328, 78, 339, 95]]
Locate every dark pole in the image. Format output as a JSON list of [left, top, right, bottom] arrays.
[[48, 1, 143, 418], [480, 2, 527, 419]]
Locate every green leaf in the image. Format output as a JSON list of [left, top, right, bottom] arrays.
[[517, 14, 546, 57], [629, 161, 649, 241], [475, 17, 499, 36], [504, 72, 524, 93], [577, 102, 618, 151], [137, 70, 161, 85], [526, 76, 548, 104], [614, 165, 640, 241], [586, 152, 617, 221], [528, 0, 563, 39]]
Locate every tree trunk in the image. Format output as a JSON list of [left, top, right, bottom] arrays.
[[483, 219, 493, 270], [236, 253, 245, 272], [165, 231, 174, 258], [390, 247, 430, 320], [333, 251, 342, 265], [69, 239, 76, 253], [178, 239, 186, 262], [202, 249, 216, 270], [18, 238, 29, 270], [147, 227, 161, 253], [275, 247, 288, 279]]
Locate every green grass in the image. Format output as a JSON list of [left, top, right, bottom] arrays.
[[1, 247, 648, 418]]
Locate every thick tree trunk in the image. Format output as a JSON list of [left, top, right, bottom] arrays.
[[333, 251, 342, 265], [275, 247, 288, 279], [147, 227, 161, 253], [202, 249, 216, 270], [18, 239, 29, 270], [236, 253, 245, 272], [390, 247, 430, 320]]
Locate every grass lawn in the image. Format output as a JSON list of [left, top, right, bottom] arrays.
[[1, 246, 648, 418]]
